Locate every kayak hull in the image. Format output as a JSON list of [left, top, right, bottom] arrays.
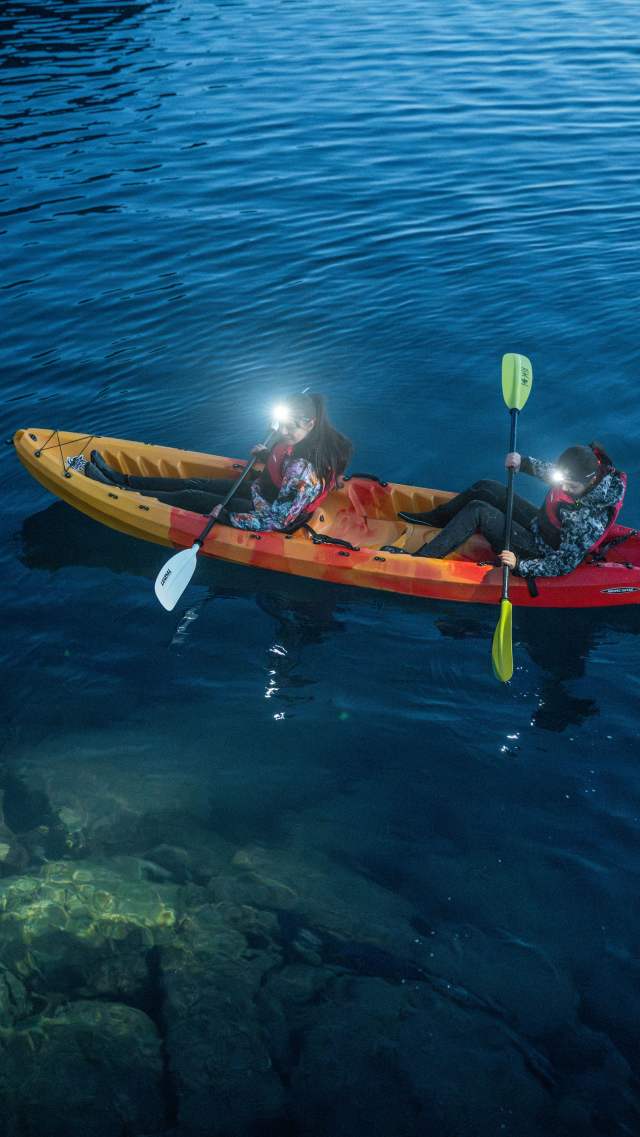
[[14, 428, 640, 609]]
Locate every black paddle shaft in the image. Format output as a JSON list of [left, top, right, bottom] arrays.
[[194, 429, 277, 548], [501, 408, 519, 600]]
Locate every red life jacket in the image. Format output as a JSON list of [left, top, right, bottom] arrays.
[[266, 442, 293, 490], [539, 453, 627, 555], [259, 441, 333, 519]]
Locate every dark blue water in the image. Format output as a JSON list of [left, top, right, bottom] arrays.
[[2, 3, 640, 1134]]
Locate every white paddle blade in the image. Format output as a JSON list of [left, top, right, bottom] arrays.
[[154, 546, 199, 611]]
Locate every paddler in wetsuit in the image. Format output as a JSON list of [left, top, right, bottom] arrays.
[[74, 393, 352, 532], [391, 443, 626, 577]]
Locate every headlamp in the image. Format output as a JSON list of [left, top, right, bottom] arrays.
[[271, 404, 291, 431]]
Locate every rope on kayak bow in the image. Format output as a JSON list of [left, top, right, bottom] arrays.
[[32, 430, 96, 479]]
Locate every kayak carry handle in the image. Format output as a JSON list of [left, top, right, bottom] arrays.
[[343, 472, 389, 487]]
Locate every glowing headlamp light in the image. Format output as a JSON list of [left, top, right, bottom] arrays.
[[271, 404, 291, 431], [551, 468, 565, 484]]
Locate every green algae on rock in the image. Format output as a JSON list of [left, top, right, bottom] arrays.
[[0, 860, 180, 998]]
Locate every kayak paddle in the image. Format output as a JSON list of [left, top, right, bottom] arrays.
[[491, 352, 533, 682], [154, 428, 277, 611]]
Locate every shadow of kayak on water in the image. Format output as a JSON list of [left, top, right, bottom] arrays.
[[17, 501, 640, 735]]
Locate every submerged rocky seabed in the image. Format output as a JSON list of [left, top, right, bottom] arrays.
[[0, 735, 638, 1137]]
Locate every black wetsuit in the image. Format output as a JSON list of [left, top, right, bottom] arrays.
[[117, 474, 253, 516], [414, 479, 539, 560]]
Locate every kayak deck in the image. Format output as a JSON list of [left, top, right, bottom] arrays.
[[14, 428, 640, 608]]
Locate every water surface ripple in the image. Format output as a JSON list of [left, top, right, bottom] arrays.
[[2, 3, 640, 1135]]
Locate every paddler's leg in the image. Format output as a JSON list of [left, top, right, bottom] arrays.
[[134, 487, 254, 515], [400, 479, 506, 526], [87, 456, 244, 500], [84, 461, 116, 485], [125, 475, 241, 494], [413, 500, 538, 559], [89, 451, 129, 485], [89, 451, 247, 497], [400, 479, 537, 529], [457, 481, 538, 529]]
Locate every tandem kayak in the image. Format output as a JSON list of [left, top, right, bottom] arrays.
[[14, 427, 640, 609]]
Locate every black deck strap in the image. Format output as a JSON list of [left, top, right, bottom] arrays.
[[303, 524, 360, 551], [603, 528, 637, 550], [525, 577, 539, 598], [342, 472, 389, 487], [281, 512, 315, 535], [586, 529, 637, 564]]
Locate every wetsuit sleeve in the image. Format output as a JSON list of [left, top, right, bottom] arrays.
[[227, 458, 323, 531], [520, 456, 556, 484], [516, 508, 609, 578]]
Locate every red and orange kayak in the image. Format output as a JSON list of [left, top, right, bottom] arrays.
[[14, 428, 640, 608]]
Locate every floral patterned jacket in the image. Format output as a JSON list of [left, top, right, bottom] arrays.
[[227, 457, 324, 531], [516, 456, 626, 578]]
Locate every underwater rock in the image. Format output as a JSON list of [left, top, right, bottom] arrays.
[[10, 727, 224, 858], [287, 975, 549, 1137], [158, 903, 285, 1135], [413, 922, 578, 1039], [0, 860, 180, 1001], [0, 999, 164, 1137], [257, 962, 342, 1076], [0, 838, 29, 877], [0, 789, 9, 836], [213, 898, 281, 946], [0, 770, 57, 834], [0, 965, 30, 1028], [142, 834, 230, 885], [209, 841, 418, 949], [548, 1022, 640, 1136], [142, 843, 194, 883], [262, 961, 336, 1012], [0, 781, 60, 871]]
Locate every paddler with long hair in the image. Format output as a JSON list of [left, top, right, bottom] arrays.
[[70, 393, 352, 532], [391, 443, 627, 577]]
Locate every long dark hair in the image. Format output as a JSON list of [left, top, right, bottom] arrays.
[[588, 440, 615, 474], [289, 393, 352, 485]]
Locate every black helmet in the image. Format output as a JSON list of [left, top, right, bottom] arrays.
[[556, 445, 599, 482]]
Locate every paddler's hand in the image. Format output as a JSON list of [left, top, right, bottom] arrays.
[[209, 504, 222, 520], [250, 444, 269, 458], [499, 550, 517, 569], [505, 451, 521, 471]]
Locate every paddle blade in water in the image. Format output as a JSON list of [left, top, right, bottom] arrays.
[[154, 545, 198, 611], [502, 353, 533, 412], [491, 598, 513, 682]]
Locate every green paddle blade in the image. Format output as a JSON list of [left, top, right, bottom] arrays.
[[154, 545, 199, 611], [502, 353, 533, 412], [491, 598, 513, 682]]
